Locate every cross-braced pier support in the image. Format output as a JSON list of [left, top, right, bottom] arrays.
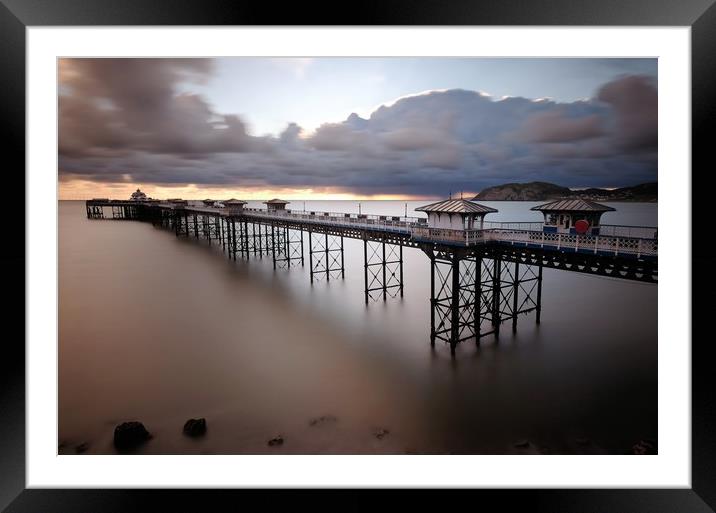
[[245, 221, 271, 257], [425, 248, 543, 355], [172, 209, 190, 237], [272, 225, 304, 269], [223, 217, 248, 261], [308, 230, 344, 283], [185, 213, 224, 247], [363, 237, 404, 303]]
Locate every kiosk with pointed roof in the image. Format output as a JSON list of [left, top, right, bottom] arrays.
[[531, 199, 615, 235], [224, 198, 247, 214], [416, 198, 498, 230], [264, 198, 290, 211]]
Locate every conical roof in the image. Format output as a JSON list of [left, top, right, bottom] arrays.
[[531, 199, 615, 213], [416, 198, 497, 214]]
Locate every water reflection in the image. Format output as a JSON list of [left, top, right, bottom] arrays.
[[59, 200, 657, 455]]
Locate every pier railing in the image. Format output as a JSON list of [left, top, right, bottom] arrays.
[[480, 221, 658, 240], [241, 207, 424, 232], [410, 227, 488, 245], [411, 226, 657, 258], [481, 221, 544, 231], [597, 224, 658, 239]]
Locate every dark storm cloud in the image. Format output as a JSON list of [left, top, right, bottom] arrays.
[[597, 75, 658, 151], [59, 59, 266, 157], [59, 60, 658, 195], [517, 110, 605, 143]]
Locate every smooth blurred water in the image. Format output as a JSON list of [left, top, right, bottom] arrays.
[[59, 200, 657, 454]]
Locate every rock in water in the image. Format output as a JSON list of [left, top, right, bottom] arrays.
[[268, 435, 284, 447], [183, 418, 207, 437], [113, 421, 151, 450]]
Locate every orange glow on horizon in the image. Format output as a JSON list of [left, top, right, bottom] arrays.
[[58, 179, 445, 202]]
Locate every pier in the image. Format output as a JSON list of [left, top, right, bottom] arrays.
[[85, 196, 657, 355]]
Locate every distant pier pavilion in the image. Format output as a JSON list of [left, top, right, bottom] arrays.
[[130, 188, 148, 202], [85, 193, 657, 355], [224, 199, 247, 214], [531, 199, 615, 236], [264, 198, 290, 211]]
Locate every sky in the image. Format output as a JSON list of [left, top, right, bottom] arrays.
[[58, 57, 657, 200]]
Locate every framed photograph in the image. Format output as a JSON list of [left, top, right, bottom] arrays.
[[4, 0, 713, 510]]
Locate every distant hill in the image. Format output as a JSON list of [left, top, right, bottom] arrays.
[[474, 182, 657, 202], [473, 182, 571, 201]]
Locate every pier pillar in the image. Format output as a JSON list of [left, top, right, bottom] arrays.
[[273, 225, 304, 269], [271, 223, 277, 270], [308, 229, 314, 283], [513, 262, 520, 333], [425, 248, 543, 356], [430, 253, 435, 347], [492, 257, 501, 339], [231, 218, 237, 261], [475, 256, 481, 347], [536, 265, 543, 324], [363, 237, 404, 303], [449, 256, 461, 355], [309, 230, 344, 282], [216, 216, 222, 247], [427, 250, 476, 355], [221, 217, 226, 252], [243, 220, 250, 259]]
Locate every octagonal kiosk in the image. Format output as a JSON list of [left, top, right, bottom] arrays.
[[531, 199, 614, 236], [224, 199, 247, 214], [264, 198, 290, 214], [415, 198, 498, 231]]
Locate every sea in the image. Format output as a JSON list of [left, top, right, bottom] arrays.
[[59, 200, 657, 454]]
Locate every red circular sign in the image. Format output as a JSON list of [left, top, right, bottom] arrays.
[[575, 219, 590, 234]]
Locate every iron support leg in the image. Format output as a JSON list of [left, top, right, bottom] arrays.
[[430, 255, 436, 347], [308, 229, 314, 283], [449, 256, 461, 356], [364, 238, 369, 304], [536, 265, 543, 324], [513, 262, 520, 333]]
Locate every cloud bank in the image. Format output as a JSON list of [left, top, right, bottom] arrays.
[[59, 59, 657, 197]]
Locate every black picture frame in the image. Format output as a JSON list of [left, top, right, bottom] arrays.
[[2, 1, 713, 511]]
